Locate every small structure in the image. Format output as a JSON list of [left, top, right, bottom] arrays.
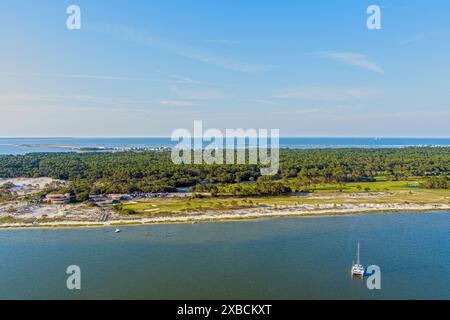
[[110, 194, 131, 201], [89, 195, 109, 203], [45, 193, 72, 205]]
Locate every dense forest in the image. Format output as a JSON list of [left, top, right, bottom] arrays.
[[0, 147, 449, 200]]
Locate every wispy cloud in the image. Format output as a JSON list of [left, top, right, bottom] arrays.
[[398, 30, 447, 46], [271, 104, 363, 115], [0, 93, 54, 104], [0, 92, 155, 112], [275, 85, 382, 101], [158, 99, 200, 107], [155, 71, 201, 84], [311, 52, 384, 74], [88, 23, 272, 73], [241, 98, 277, 106], [1, 72, 197, 84], [169, 85, 230, 101], [201, 39, 249, 45]]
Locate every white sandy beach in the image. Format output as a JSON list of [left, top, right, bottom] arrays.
[[1, 202, 449, 229]]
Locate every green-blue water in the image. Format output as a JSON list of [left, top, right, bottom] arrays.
[[1, 212, 449, 300]]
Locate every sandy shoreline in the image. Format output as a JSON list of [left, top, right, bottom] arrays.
[[2, 176, 450, 229], [1, 202, 449, 230]]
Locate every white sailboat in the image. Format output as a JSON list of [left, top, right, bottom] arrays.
[[351, 241, 365, 277]]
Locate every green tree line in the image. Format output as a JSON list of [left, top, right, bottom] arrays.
[[0, 147, 449, 200]]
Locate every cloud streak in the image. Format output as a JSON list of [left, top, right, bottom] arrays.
[[312, 52, 384, 74], [201, 39, 249, 45], [169, 85, 230, 101], [397, 30, 448, 46], [89, 23, 272, 73], [241, 98, 277, 106], [1, 72, 198, 84], [159, 99, 200, 107], [155, 71, 201, 84], [275, 85, 382, 101], [0, 92, 156, 112]]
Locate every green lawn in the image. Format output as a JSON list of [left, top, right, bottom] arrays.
[[310, 179, 420, 193], [120, 179, 450, 217]]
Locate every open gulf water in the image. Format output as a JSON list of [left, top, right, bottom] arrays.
[[1, 137, 450, 155]]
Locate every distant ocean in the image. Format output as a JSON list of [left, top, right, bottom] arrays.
[[1, 137, 450, 155]]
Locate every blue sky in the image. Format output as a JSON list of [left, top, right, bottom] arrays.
[[0, 0, 449, 137]]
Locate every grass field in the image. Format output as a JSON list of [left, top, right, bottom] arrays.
[[121, 179, 450, 217], [309, 179, 420, 193]]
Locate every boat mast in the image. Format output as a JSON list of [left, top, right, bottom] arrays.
[[357, 241, 360, 265]]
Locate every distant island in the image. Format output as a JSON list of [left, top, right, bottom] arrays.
[[16, 143, 170, 153]]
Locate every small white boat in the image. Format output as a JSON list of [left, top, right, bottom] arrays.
[[114, 228, 121, 233], [351, 241, 365, 277]]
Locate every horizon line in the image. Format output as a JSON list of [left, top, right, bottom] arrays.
[[3, 136, 450, 139]]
